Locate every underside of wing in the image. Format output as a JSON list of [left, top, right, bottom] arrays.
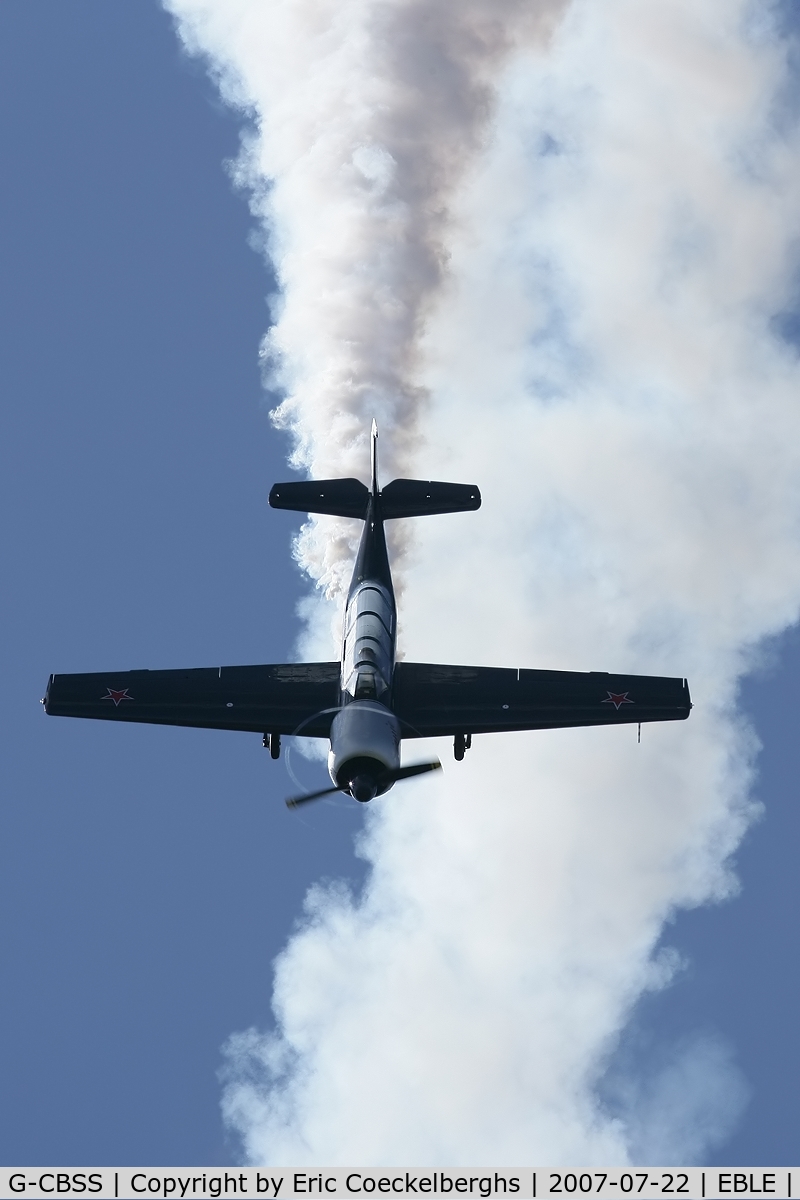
[[392, 662, 691, 738], [44, 662, 341, 737]]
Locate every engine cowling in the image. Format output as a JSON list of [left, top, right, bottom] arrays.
[[328, 701, 400, 802]]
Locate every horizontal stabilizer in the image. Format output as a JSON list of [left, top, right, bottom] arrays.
[[269, 478, 369, 519], [269, 477, 481, 520], [380, 479, 481, 519]]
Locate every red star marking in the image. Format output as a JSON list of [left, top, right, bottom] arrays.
[[102, 688, 134, 707], [603, 691, 634, 710]]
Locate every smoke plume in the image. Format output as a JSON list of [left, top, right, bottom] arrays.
[[168, 0, 566, 600], [167, 0, 800, 1164]]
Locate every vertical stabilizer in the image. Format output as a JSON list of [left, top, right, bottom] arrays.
[[371, 419, 379, 495]]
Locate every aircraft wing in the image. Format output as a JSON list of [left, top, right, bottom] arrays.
[[44, 662, 341, 737], [392, 662, 691, 737]]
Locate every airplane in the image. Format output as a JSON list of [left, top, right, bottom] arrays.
[[44, 423, 691, 807]]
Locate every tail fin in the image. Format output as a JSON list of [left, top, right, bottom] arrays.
[[371, 418, 379, 495]]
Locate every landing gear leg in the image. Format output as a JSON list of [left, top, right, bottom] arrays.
[[263, 732, 281, 759], [454, 732, 472, 761]]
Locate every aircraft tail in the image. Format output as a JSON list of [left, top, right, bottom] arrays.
[[269, 421, 480, 520], [269, 476, 481, 520]]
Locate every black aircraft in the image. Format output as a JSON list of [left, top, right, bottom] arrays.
[[44, 424, 691, 807]]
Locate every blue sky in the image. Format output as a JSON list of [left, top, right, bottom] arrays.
[[1, 0, 799, 1168]]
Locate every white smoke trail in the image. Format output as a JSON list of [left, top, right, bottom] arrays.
[[167, 0, 566, 603], [168, 0, 800, 1165]]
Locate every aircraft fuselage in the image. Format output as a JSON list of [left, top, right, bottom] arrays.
[[329, 473, 401, 801]]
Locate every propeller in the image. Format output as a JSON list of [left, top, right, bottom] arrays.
[[286, 759, 441, 810]]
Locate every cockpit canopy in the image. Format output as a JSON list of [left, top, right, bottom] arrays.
[[341, 582, 394, 700]]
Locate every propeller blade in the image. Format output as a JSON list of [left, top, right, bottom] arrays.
[[285, 759, 441, 809], [385, 759, 442, 783], [285, 784, 342, 810]]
